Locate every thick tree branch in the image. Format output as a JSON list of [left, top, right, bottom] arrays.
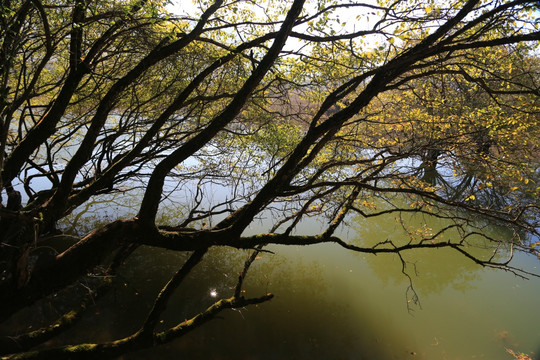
[[43, 0, 225, 220], [138, 0, 307, 225]]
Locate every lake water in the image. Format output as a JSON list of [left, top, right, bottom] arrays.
[[18, 207, 538, 360]]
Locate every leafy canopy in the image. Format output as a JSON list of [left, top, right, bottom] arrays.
[[0, 0, 539, 358]]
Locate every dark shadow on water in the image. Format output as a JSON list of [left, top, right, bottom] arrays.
[[7, 246, 405, 359]]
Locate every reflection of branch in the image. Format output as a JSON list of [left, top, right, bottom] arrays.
[[302, 179, 536, 235]]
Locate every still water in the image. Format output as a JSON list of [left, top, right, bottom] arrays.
[[36, 208, 540, 360]]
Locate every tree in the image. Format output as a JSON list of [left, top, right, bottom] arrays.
[[0, 0, 539, 358]]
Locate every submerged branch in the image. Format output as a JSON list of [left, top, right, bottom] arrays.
[[2, 274, 272, 360], [0, 278, 113, 356], [138, 248, 208, 341]]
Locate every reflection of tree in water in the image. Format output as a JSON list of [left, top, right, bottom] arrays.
[[57, 190, 144, 236], [351, 207, 515, 297]]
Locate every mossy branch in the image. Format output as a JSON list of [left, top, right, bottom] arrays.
[[137, 248, 208, 342], [0, 278, 113, 356], [3, 292, 273, 360]]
